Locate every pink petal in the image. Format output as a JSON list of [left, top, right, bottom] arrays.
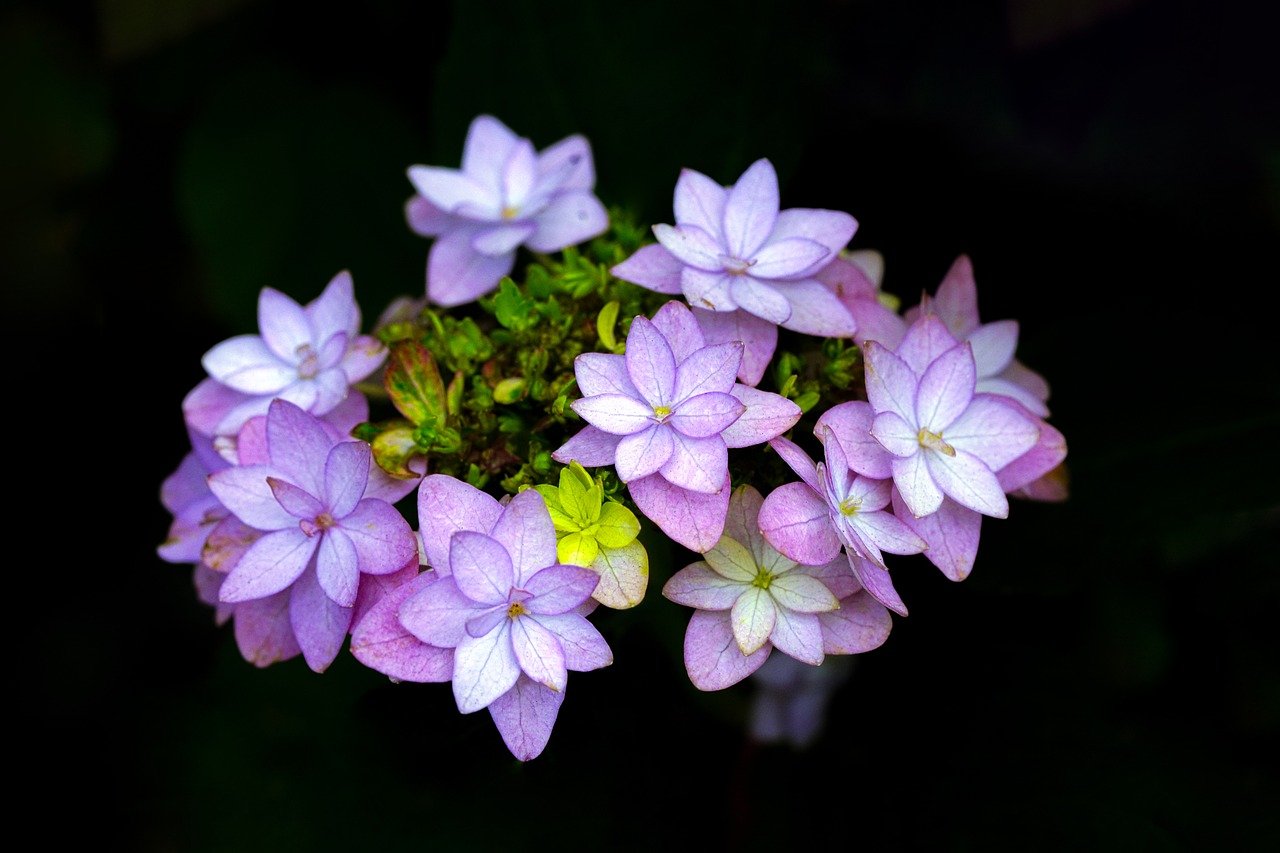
[[998, 359, 1051, 409], [819, 591, 893, 654], [324, 441, 370, 519], [674, 167, 727, 240], [856, 508, 928, 556], [946, 394, 1040, 470], [893, 491, 981, 582], [692, 306, 777, 386], [350, 571, 454, 683], [570, 393, 655, 436], [775, 278, 857, 337], [722, 158, 778, 258], [220, 528, 317, 603], [537, 133, 594, 191], [721, 385, 800, 448], [573, 353, 637, 397], [669, 392, 744, 438], [650, 300, 706, 361], [660, 431, 728, 493], [417, 474, 504, 572], [453, 623, 520, 713], [610, 244, 685, 294], [925, 449, 1008, 518], [722, 484, 774, 568], [266, 399, 333, 495], [892, 452, 944, 518], [159, 499, 223, 564], [351, 560, 419, 627], [898, 315, 961, 377], [202, 336, 294, 395], [449, 531, 514, 605], [662, 562, 747, 610], [490, 488, 558, 586], [998, 418, 1067, 495], [769, 208, 857, 260], [407, 166, 493, 216], [791, 555, 861, 600], [512, 616, 568, 691], [339, 499, 417, 575], [524, 564, 599, 615], [624, 315, 677, 406], [769, 608, 824, 665], [730, 277, 791, 325], [615, 424, 674, 481], [461, 115, 519, 191], [399, 574, 480, 647], [552, 426, 621, 467], [652, 223, 723, 271], [933, 255, 981, 338], [289, 565, 354, 673], [426, 228, 515, 306], [487, 675, 565, 761], [257, 287, 314, 362], [915, 342, 976, 432], [815, 401, 893, 479], [316, 528, 360, 606], [768, 436, 820, 492], [526, 190, 608, 252], [405, 195, 452, 237], [674, 341, 743, 401], [472, 222, 535, 255], [627, 472, 731, 553], [850, 297, 907, 350], [750, 238, 830, 280], [233, 590, 300, 667], [968, 319, 1019, 377], [979, 375, 1050, 418], [682, 268, 737, 311], [847, 553, 907, 617], [870, 411, 918, 459], [758, 482, 840, 566], [684, 608, 771, 691], [532, 613, 612, 671], [862, 341, 918, 424]]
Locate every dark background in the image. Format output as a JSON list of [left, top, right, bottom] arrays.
[[10, 0, 1278, 849]]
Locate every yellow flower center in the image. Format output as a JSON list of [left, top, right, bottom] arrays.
[[917, 428, 956, 456], [507, 601, 527, 619]]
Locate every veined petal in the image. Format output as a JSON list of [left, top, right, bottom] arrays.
[[723, 159, 779, 258], [399, 574, 480, 648], [847, 553, 907, 617], [208, 465, 295, 530], [594, 501, 640, 549], [674, 341, 743, 401], [526, 190, 608, 252], [768, 436, 820, 492], [627, 472, 730, 553], [723, 485, 791, 572], [552, 426, 621, 467], [691, 306, 777, 386], [323, 440, 370, 520], [968, 320, 1019, 377], [653, 223, 724, 271], [610, 244, 685, 295], [574, 352, 637, 398], [758, 482, 840, 566], [892, 453, 944, 518], [453, 623, 521, 713], [288, 566, 354, 673], [615, 424, 674, 481], [650, 300, 707, 361], [233, 590, 300, 667], [471, 222, 535, 256], [524, 564, 598, 615], [750, 237, 829, 280], [427, 228, 515, 306], [819, 591, 893, 655], [704, 535, 759, 583], [731, 587, 777, 655], [490, 488, 558, 586], [729, 277, 791, 325], [721, 385, 800, 448], [533, 613, 612, 671], [416, 475, 503, 572], [663, 562, 746, 610], [202, 336, 294, 394], [338, 499, 416, 575], [512, 616, 568, 692], [862, 341, 918, 424], [589, 540, 649, 609], [257, 287, 315, 363], [816, 401, 893, 479], [682, 268, 737, 312], [625, 316, 678, 406], [791, 555, 861, 600], [775, 278, 857, 337], [916, 342, 976, 433], [487, 676, 565, 762], [669, 392, 744, 438], [350, 571, 454, 683], [769, 573, 840, 614], [997, 418, 1067, 495], [933, 255, 981, 338], [449, 531, 514, 605], [893, 491, 982, 582], [925, 449, 1009, 518], [265, 476, 321, 520], [979, 376, 1050, 418], [683, 609, 770, 691], [305, 270, 359, 338], [316, 528, 360, 607], [674, 167, 727, 240], [769, 608, 824, 665], [945, 394, 1040, 470], [407, 166, 494, 216], [220, 528, 317, 603], [660, 431, 728, 494], [897, 315, 961, 378], [570, 394, 654, 436], [265, 399, 332, 496], [769, 208, 857, 261], [856, 509, 928, 556], [870, 411, 919, 459]]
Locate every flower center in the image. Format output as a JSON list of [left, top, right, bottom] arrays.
[[839, 497, 862, 517], [751, 567, 774, 591], [917, 428, 956, 456], [720, 254, 755, 276], [653, 404, 672, 421], [299, 512, 335, 537], [296, 343, 320, 379], [501, 205, 519, 220], [507, 601, 527, 619]]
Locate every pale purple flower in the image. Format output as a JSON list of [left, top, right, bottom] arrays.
[[206, 399, 416, 671], [157, 433, 229, 566], [406, 114, 608, 307], [191, 271, 386, 438], [864, 315, 1040, 521], [400, 477, 612, 760], [553, 300, 801, 552], [611, 158, 859, 353], [815, 254, 907, 349]]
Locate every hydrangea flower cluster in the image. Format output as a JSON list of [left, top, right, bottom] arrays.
[[160, 114, 1068, 760]]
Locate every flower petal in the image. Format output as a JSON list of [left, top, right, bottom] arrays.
[[350, 571, 454, 683], [660, 431, 728, 494], [968, 319, 1019, 377], [339, 499, 417, 575], [316, 528, 360, 606], [649, 300, 706, 361], [847, 553, 907, 617], [570, 393, 655, 436], [527, 190, 608, 252], [758, 482, 840, 566], [538, 133, 594, 190], [490, 488, 558, 586], [856, 508, 928, 556], [461, 114, 519, 192], [997, 418, 1067, 495], [893, 491, 982, 582], [288, 565, 354, 673], [399, 574, 479, 647], [258, 287, 315, 363], [767, 436, 821, 493], [769, 208, 857, 260], [487, 675, 565, 762], [405, 195, 452, 237], [587, 540, 648, 609], [681, 268, 737, 312], [731, 587, 777, 655], [722, 484, 792, 572], [692, 306, 778, 386], [925, 449, 1008, 518], [426, 228, 515, 307], [945, 394, 1040, 470], [663, 562, 746, 610], [615, 424, 674, 481], [265, 399, 333, 495], [774, 278, 857, 337], [870, 411, 918, 459], [202, 335, 294, 394], [320, 441, 369, 519], [932, 255, 981, 338], [339, 335, 386, 385], [471, 222, 535, 256], [916, 342, 976, 432], [512, 616, 568, 692], [768, 573, 840, 614], [683, 609, 770, 691], [453, 623, 520, 713], [183, 377, 249, 439], [208, 465, 295, 530], [552, 426, 621, 467], [653, 223, 723, 271], [892, 453, 944, 518], [862, 341, 918, 424], [524, 564, 598, 615], [594, 501, 640, 549], [674, 341, 743, 401], [723, 158, 778, 258], [624, 315, 678, 406], [449, 530, 514, 605], [611, 244, 685, 294], [898, 315, 961, 378], [220, 528, 317, 603], [750, 237, 830, 280], [769, 608, 824, 665], [674, 167, 727, 240], [416, 475, 503, 573], [407, 166, 493, 216], [533, 613, 612, 671], [791, 556, 861, 600], [721, 385, 800, 449], [819, 591, 893, 655], [232, 590, 300, 667], [669, 392, 744, 438], [501, 139, 538, 210], [574, 353, 637, 398], [627, 472, 730, 553], [815, 400, 893, 479], [729, 277, 791, 325], [704, 535, 759, 582]]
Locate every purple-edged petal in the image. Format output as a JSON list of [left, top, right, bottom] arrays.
[[449, 530, 514, 605], [894, 491, 981, 582], [730, 587, 777, 655], [570, 393, 654, 436], [611, 244, 685, 294], [684, 609, 771, 691], [870, 411, 918, 459], [202, 336, 293, 394], [466, 606, 507, 639], [674, 341, 743, 401], [628, 472, 730, 553], [257, 287, 314, 363], [980, 375, 1050, 418], [527, 190, 608, 252], [674, 167, 727, 240], [750, 238, 830, 280], [220, 528, 317, 603], [265, 399, 333, 495], [775, 278, 857, 337], [662, 562, 747, 610], [722, 485, 786, 571], [968, 320, 1019, 377], [624, 316, 677, 406], [490, 488, 558, 586], [730, 277, 791, 325], [205, 464, 291, 530], [488, 675, 565, 762], [816, 401, 893, 479], [533, 613, 612, 671], [417, 476, 500, 572], [769, 208, 857, 261], [769, 608, 824, 665], [406, 195, 453, 237], [201, 516, 261, 573], [660, 431, 728, 494], [998, 418, 1067, 494], [892, 453, 944, 518], [916, 342, 976, 432], [472, 222, 535, 256], [323, 441, 370, 519], [351, 560, 418, 628], [339, 499, 416, 575], [669, 392, 744, 438], [233, 590, 300, 667], [945, 394, 1040, 470], [850, 296, 908, 350], [925, 449, 1008, 518], [768, 436, 820, 492], [721, 385, 800, 448], [183, 377, 248, 439], [723, 159, 778, 258], [856, 509, 928, 556], [552, 426, 621, 467], [933, 255, 981, 338], [262, 476, 319, 521], [574, 352, 637, 398], [399, 574, 479, 647], [426, 228, 516, 307], [649, 300, 707, 361], [316, 528, 360, 606], [848, 553, 907, 617], [511, 616, 568, 691], [819, 591, 892, 655], [453, 623, 520, 713], [653, 223, 723, 271], [682, 268, 737, 312], [288, 566, 354, 673], [350, 571, 453, 683], [862, 342, 918, 424], [898, 315, 961, 378], [615, 424, 674, 481], [692, 306, 777, 386], [758, 482, 840, 566], [524, 564, 598, 615], [407, 166, 492, 216], [769, 573, 840, 614], [461, 115, 519, 190], [306, 270, 359, 338]]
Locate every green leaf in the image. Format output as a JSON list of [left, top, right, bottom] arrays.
[[557, 462, 600, 526], [371, 425, 422, 479], [492, 277, 536, 331], [595, 501, 640, 549], [534, 485, 578, 534], [385, 340, 447, 426], [557, 532, 600, 567], [590, 540, 649, 609], [596, 300, 622, 352]]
